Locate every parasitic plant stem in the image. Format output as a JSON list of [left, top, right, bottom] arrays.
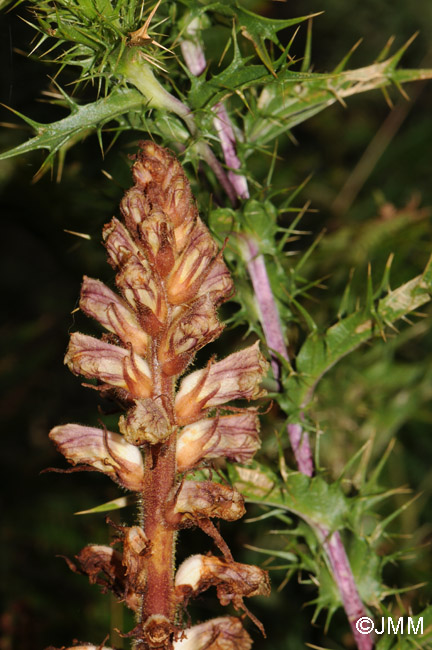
[[50, 143, 270, 650]]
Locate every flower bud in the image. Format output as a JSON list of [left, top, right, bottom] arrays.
[[119, 398, 171, 445], [102, 217, 140, 268], [49, 424, 144, 491], [65, 333, 152, 398], [176, 411, 260, 472], [173, 211, 197, 254], [154, 172, 194, 228], [175, 555, 270, 606], [167, 481, 245, 524], [133, 141, 182, 191], [120, 185, 151, 239], [173, 617, 252, 650], [132, 142, 194, 228], [137, 210, 175, 277], [166, 219, 218, 305], [196, 254, 234, 305], [159, 296, 224, 376], [175, 342, 268, 425], [116, 255, 167, 335], [80, 276, 148, 356]]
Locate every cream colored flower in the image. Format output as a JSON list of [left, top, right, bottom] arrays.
[[173, 616, 252, 650], [49, 424, 144, 491], [175, 342, 268, 425], [176, 411, 260, 472]]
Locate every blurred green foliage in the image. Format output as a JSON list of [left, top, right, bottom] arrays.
[[1, 1, 432, 649]]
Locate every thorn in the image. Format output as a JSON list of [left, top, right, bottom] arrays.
[[64, 229, 91, 240]]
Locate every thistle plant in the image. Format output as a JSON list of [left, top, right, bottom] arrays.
[[3, 1, 432, 649]]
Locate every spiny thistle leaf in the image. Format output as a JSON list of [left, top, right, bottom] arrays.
[[0, 87, 144, 170], [229, 461, 348, 531], [198, 1, 314, 73], [247, 59, 432, 146], [282, 256, 432, 412]]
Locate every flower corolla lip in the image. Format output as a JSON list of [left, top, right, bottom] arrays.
[[102, 216, 140, 268], [176, 411, 260, 472], [175, 554, 270, 602], [175, 342, 268, 425], [171, 480, 245, 522], [65, 332, 152, 397], [49, 423, 145, 491], [80, 276, 149, 356], [173, 616, 252, 650]]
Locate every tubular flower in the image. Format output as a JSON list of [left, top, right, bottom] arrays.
[[175, 342, 268, 425], [176, 411, 261, 472], [49, 142, 269, 650], [173, 617, 252, 650], [49, 424, 144, 491], [166, 481, 246, 525], [175, 555, 271, 606]]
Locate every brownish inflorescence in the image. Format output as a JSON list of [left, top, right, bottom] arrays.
[[50, 142, 270, 650]]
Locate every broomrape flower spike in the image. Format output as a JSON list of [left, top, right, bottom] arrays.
[[49, 142, 270, 650]]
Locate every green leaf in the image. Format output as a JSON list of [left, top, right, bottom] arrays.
[[187, 45, 268, 110], [247, 56, 432, 146], [75, 496, 131, 515], [282, 256, 432, 410], [235, 7, 316, 74], [0, 87, 145, 172], [229, 462, 348, 531]]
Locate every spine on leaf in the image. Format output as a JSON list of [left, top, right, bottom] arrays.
[[49, 142, 269, 650]]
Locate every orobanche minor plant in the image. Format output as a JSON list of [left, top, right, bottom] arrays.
[[4, 0, 432, 648], [49, 141, 269, 650]]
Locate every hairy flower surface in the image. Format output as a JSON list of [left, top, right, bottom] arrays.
[[175, 555, 270, 605], [49, 424, 144, 491], [167, 480, 245, 524], [173, 617, 252, 650], [50, 142, 268, 650], [176, 411, 260, 472]]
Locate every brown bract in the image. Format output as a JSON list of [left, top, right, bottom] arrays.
[[51, 142, 269, 649]]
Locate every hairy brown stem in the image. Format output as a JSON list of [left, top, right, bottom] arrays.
[[140, 434, 177, 625], [138, 286, 177, 646]]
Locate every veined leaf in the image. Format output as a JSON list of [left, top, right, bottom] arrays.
[[283, 256, 432, 410], [247, 56, 432, 146], [229, 461, 348, 531], [0, 87, 145, 168]]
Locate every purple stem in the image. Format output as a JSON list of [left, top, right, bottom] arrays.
[[180, 31, 372, 650], [180, 40, 206, 76], [213, 103, 249, 200], [317, 525, 374, 650]]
